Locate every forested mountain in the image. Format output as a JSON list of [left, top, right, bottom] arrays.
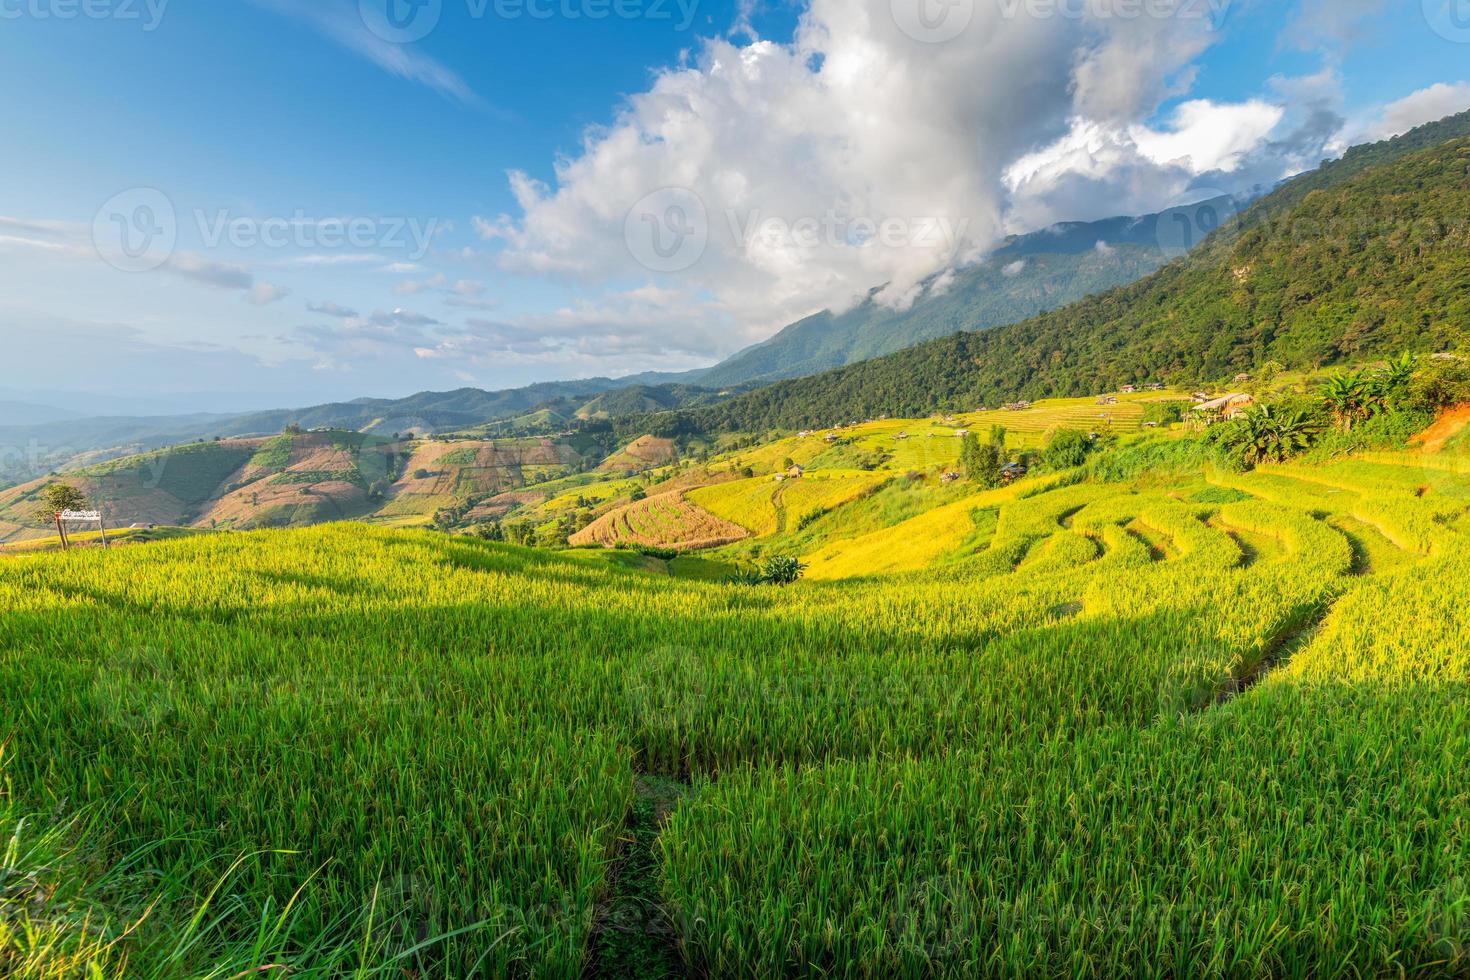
[[658, 119, 1470, 433]]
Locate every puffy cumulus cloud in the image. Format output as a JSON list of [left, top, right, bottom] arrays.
[[1356, 82, 1470, 143], [1003, 70, 1348, 228], [484, 0, 1231, 347]]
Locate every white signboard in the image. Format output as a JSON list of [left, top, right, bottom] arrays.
[[59, 510, 102, 522]]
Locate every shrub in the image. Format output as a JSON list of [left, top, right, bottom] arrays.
[[760, 556, 808, 586], [1042, 429, 1094, 470]]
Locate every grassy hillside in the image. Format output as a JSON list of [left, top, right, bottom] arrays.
[[3, 420, 1467, 975], [0, 381, 717, 491], [0, 430, 609, 543], [657, 119, 1470, 433]]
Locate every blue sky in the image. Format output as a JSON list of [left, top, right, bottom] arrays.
[[1, 0, 1467, 413]]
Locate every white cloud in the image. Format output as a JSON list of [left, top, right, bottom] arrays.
[[486, 0, 1231, 350], [1129, 99, 1285, 174], [1002, 69, 1348, 229], [1357, 82, 1470, 143]]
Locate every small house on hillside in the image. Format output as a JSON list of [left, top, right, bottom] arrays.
[[940, 471, 962, 484], [1234, 373, 1253, 384], [1001, 462, 1028, 483], [787, 465, 805, 479], [1120, 384, 1138, 394], [1192, 393, 1255, 421]]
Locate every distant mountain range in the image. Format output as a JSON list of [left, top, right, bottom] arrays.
[[0, 400, 80, 427], [0, 208, 1199, 488]]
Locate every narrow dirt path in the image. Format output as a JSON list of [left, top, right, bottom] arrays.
[[582, 776, 690, 980], [771, 484, 790, 535]]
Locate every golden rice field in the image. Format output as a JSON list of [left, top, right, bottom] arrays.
[[687, 472, 889, 537], [567, 490, 750, 551], [2, 436, 1468, 977]]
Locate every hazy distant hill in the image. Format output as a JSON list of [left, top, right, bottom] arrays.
[[0, 379, 661, 489], [0, 400, 80, 426]]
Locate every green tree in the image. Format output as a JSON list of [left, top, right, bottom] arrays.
[[961, 433, 1002, 487], [1042, 429, 1094, 470], [35, 483, 86, 526]]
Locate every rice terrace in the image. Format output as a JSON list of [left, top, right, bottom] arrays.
[[6, 6, 1470, 979]]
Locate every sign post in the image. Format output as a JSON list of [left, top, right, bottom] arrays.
[[58, 510, 107, 550]]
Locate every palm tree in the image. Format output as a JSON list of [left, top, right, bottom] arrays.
[[1224, 405, 1319, 467], [1322, 372, 1371, 432], [1371, 352, 1417, 409]]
